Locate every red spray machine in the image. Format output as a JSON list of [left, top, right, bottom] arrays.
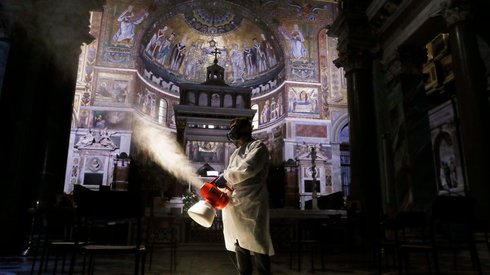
[[187, 181, 229, 228]]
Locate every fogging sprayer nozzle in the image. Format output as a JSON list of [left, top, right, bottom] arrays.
[[187, 182, 229, 228]]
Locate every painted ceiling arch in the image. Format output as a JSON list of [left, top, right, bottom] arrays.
[[139, 0, 285, 88]]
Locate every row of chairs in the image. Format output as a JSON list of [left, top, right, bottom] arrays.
[[30, 186, 177, 274], [284, 214, 351, 273], [377, 196, 488, 274]]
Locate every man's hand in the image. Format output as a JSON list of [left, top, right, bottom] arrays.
[[213, 174, 227, 188]]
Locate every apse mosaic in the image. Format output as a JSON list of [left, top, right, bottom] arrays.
[[140, 11, 282, 86]]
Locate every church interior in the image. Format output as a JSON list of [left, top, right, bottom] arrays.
[[0, 0, 489, 274]]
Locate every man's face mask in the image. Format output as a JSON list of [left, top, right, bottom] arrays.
[[227, 125, 241, 143]]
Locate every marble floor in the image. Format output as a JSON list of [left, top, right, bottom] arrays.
[[1, 241, 489, 275]]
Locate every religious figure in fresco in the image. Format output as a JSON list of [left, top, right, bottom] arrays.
[[195, 39, 208, 81], [288, 91, 297, 112], [230, 43, 245, 83], [115, 87, 128, 103], [112, 80, 129, 103], [277, 94, 283, 117], [112, 5, 148, 47], [192, 141, 200, 161], [243, 42, 255, 77], [270, 98, 278, 120], [260, 100, 271, 124], [96, 81, 112, 98], [145, 26, 168, 57], [288, 88, 318, 113], [142, 92, 156, 117], [281, 24, 307, 60], [253, 38, 267, 73], [184, 42, 199, 79], [170, 35, 187, 72], [299, 90, 308, 102], [94, 114, 106, 129], [215, 143, 224, 163], [261, 33, 277, 68], [156, 32, 175, 65]]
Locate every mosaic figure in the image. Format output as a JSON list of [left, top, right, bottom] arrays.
[[112, 5, 148, 46]]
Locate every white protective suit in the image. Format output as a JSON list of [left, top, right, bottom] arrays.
[[222, 140, 275, 256]]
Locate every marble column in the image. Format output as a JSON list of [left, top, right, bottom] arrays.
[[443, 0, 490, 218]]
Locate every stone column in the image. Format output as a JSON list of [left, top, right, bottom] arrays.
[[175, 118, 187, 149], [173, 118, 187, 198], [383, 47, 437, 211], [0, 0, 104, 254], [328, 0, 382, 248], [443, 0, 490, 218]]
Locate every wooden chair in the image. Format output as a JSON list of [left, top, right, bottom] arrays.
[[473, 219, 490, 256], [396, 211, 434, 274], [289, 219, 327, 272], [74, 185, 146, 275], [145, 216, 177, 272], [430, 196, 482, 275], [31, 197, 83, 275], [376, 215, 399, 274]]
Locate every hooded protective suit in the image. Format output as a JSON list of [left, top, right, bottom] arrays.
[[222, 140, 275, 256]]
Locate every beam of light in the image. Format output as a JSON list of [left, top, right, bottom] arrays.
[[132, 121, 203, 189]]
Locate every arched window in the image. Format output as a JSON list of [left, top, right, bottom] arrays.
[[224, 94, 233, 108], [251, 104, 259, 129], [158, 98, 167, 125], [198, 92, 208, 106], [211, 93, 220, 107], [236, 95, 244, 108], [338, 124, 349, 143], [186, 91, 196, 105], [338, 124, 350, 198]]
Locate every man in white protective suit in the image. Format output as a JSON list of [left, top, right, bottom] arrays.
[[214, 117, 275, 275]]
